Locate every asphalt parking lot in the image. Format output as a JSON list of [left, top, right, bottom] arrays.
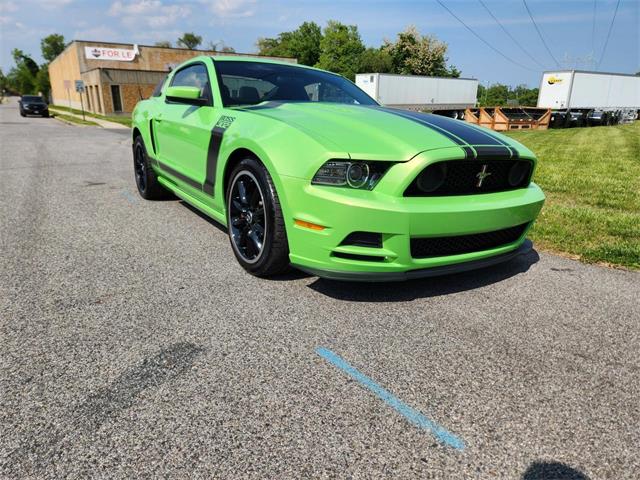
[[1, 99, 639, 479]]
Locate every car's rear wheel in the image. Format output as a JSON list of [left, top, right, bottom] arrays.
[[133, 135, 169, 200], [226, 158, 289, 277]]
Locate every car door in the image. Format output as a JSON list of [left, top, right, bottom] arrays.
[[154, 62, 217, 192]]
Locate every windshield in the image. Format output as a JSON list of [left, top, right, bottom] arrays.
[[214, 61, 377, 108], [22, 95, 45, 103]]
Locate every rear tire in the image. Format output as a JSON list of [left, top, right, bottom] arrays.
[[132, 135, 170, 200], [226, 157, 290, 277]]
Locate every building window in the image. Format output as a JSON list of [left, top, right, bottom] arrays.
[[86, 87, 92, 111], [111, 85, 123, 112]]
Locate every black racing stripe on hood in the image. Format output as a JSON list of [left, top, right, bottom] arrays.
[[373, 107, 474, 159], [401, 111, 505, 146], [375, 107, 517, 159]]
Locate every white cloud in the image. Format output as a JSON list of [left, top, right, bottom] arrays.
[[206, 0, 256, 18], [108, 0, 190, 29], [74, 25, 119, 41], [0, 1, 17, 13], [28, 0, 74, 10]]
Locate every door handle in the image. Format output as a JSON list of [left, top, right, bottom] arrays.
[[154, 115, 163, 122]]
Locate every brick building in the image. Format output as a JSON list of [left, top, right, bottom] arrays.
[[48, 40, 295, 115]]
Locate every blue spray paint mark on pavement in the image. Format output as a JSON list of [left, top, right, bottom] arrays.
[[120, 190, 137, 205], [316, 347, 465, 450]]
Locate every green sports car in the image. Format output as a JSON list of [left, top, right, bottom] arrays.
[[131, 56, 544, 281]]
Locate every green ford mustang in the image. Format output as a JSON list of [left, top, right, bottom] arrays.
[[131, 56, 544, 281]]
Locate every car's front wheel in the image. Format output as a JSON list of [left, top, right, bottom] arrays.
[[226, 158, 289, 277], [132, 135, 169, 200]]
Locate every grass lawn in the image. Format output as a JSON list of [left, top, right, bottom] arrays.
[[50, 105, 132, 127], [507, 122, 639, 270], [52, 112, 99, 127]]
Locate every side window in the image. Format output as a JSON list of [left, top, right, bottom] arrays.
[[169, 63, 212, 104], [219, 74, 275, 105], [151, 75, 167, 97]]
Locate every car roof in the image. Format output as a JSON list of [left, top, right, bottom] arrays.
[[208, 55, 334, 75]]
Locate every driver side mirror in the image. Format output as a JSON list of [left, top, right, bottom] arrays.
[[165, 86, 207, 106]]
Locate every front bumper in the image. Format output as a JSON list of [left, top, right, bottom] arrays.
[[281, 151, 545, 281], [297, 239, 534, 282]]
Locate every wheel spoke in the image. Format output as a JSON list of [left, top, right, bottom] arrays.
[[248, 229, 263, 252], [232, 199, 244, 211], [231, 216, 245, 227], [237, 180, 248, 205]]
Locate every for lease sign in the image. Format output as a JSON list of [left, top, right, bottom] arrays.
[[84, 46, 137, 62]]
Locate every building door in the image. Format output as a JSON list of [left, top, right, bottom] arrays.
[[111, 85, 122, 112]]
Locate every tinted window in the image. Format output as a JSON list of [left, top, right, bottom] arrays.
[[214, 61, 377, 107], [171, 64, 209, 90], [22, 95, 45, 103], [151, 75, 167, 97], [170, 63, 212, 103]]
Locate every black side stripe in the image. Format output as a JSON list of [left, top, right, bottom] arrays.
[[155, 159, 201, 190], [203, 126, 225, 196]]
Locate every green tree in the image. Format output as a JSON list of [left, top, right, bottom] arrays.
[[7, 49, 39, 94], [315, 21, 365, 80], [0, 68, 8, 97], [477, 83, 539, 107], [154, 40, 172, 48], [357, 47, 393, 73], [40, 34, 65, 62], [384, 26, 459, 77], [177, 33, 202, 50], [257, 21, 322, 66]]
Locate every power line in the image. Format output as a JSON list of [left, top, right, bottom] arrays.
[[596, 0, 621, 70], [477, 0, 546, 69], [435, 0, 539, 72], [522, 0, 560, 68]]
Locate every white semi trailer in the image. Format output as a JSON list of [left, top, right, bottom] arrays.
[[355, 73, 478, 119], [537, 70, 640, 127]]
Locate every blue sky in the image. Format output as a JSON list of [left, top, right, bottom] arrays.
[[1, 0, 638, 87]]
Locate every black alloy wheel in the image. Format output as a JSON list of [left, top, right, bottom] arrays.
[[228, 171, 266, 263], [226, 157, 289, 277], [132, 135, 169, 200], [134, 142, 147, 194]]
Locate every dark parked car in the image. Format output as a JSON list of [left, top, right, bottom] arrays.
[[18, 95, 49, 117]]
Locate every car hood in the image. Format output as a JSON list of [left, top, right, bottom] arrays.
[[237, 102, 526, 161]]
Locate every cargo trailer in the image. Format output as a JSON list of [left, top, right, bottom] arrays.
[[537, 70, 640, 128], [355, 73, 478, 119]]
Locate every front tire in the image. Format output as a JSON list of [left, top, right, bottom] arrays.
[[132, 135, 169, 200], [226, 158, 289, 277]]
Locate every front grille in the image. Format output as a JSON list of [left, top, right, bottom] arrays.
[[410, 223, 529, 258], [405, 159, 533, 196]]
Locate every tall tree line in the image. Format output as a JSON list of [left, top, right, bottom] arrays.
[[257, 22, 461, 81]]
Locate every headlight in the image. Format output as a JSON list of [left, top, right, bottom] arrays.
[[311, 160, 393, 190]]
